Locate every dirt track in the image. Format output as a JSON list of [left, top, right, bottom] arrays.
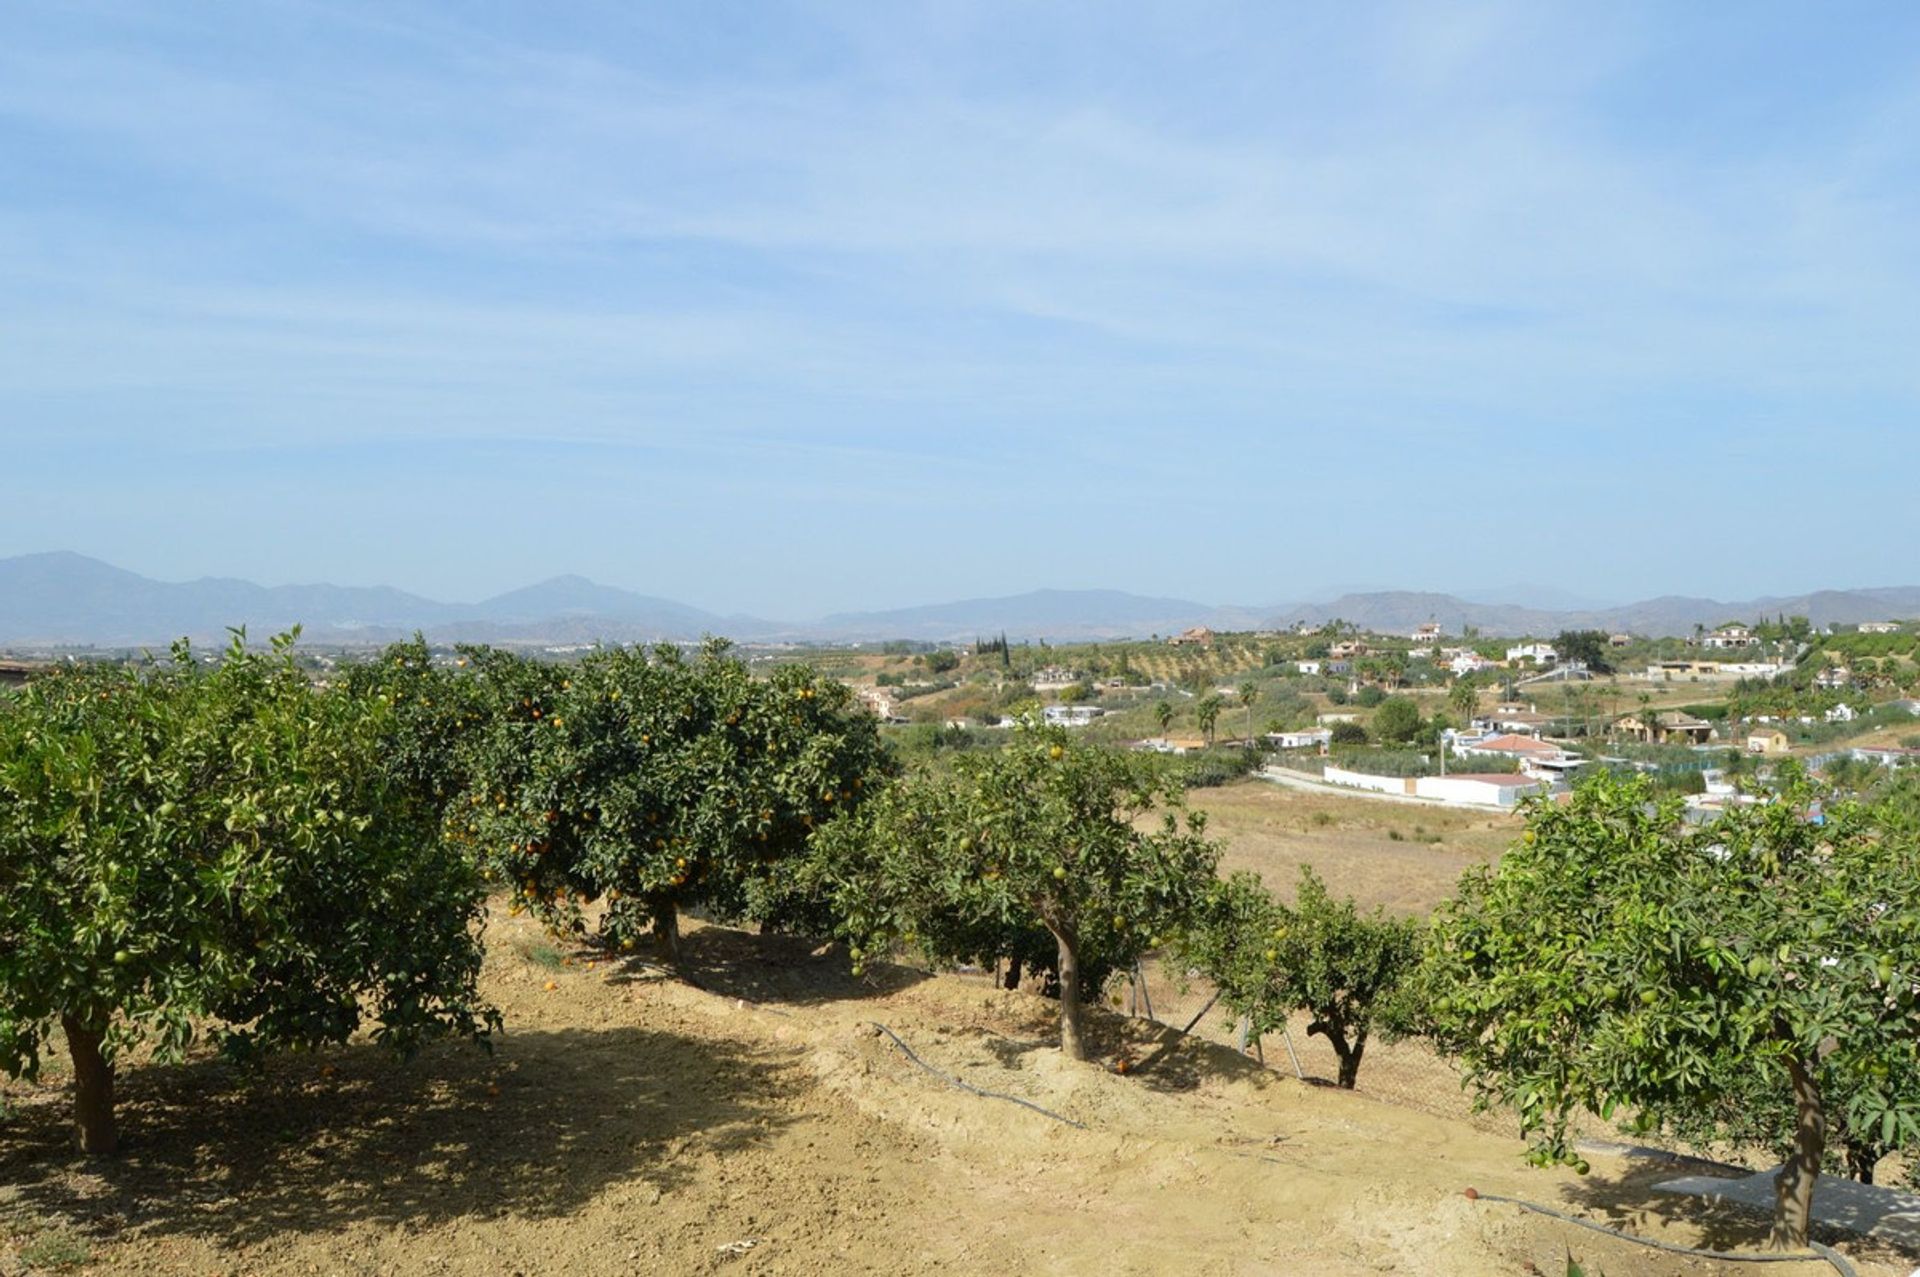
[[1, 911, 1906, 1275]]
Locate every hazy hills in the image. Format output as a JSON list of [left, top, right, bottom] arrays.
[[3, 552, 1918, 648]]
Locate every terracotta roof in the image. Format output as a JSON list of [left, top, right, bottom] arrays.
[[1473, 733, 1559, 754]]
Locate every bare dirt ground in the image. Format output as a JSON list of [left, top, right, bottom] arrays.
[[3, 907, 1908, 1276]]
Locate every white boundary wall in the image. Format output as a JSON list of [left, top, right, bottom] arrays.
[[1321, 765, 1416, 796]]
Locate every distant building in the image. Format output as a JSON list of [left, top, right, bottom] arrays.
[[1851, 745, 1920, 769], [1506, 643, 1558, 665], [1168, 627, 1215, 647], [1608, 633, 1633, 647], [1411, 622, 1443, 641], [1825, 703, 1857, 724], [1746, 727, 1792, 756], [1617, 711, 1713, 746], [1265, 728, 1332, 750], [1859, 622, 1902, 635], [1813, 667, 1854, 691], [1043, 704, 1106, 727], [1414, 773, 1551, 808], [1701, 625, 1756, 649]]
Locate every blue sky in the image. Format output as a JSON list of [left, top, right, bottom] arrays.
[[3, 2, 1918, 617]]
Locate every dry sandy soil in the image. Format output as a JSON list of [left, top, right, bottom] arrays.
[[3, 905, 1909, 1277], [1181, 779, 1517, 916]]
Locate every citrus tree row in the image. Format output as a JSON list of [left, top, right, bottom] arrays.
[[0, 632, 890, 1155]]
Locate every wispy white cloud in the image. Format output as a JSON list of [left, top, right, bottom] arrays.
[[3, 2, 1919, 608]]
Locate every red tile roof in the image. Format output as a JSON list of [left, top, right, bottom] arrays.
[[1473, 733, 1559, 754]]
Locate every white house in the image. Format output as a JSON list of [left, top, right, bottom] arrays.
[[1701, 625, 1756, 649], [1506, 643, 1558, 664], [1043, 704, 1105, 727], [1450, 653, 1497, 677], [1813, 667, 1854, 691], [1295, 660, 1323, 675], [1266, 728, 1332, 750], [1454, 732, 1583, 779], [1825, 703, 1858, 724], [1860, 622, 1901, 635]]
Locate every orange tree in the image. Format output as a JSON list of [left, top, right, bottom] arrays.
[[1419, 769, 1920, 1249], [810, 723, 1219, 1060], [1181, 865, 1420, 1088], [0, 633, 496, 1155], [338, 636, 488, 827], [459, 640, 886, 960]]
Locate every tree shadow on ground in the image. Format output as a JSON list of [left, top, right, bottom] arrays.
[[1550, 1162, 1887, 1259], [639, 924, 929, 1007], [1097, 1018, 1273, 1095], [0, 1025, 798, 1250]]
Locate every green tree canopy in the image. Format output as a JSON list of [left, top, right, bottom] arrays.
[[460, 642, 888, 959], [810, 724, 1220, 1059], [0, 633, 496, 1155], [1419, 770, 1920, 1248], [1183, 867, 1420, 1087], [1370, 695, 1423, 745]]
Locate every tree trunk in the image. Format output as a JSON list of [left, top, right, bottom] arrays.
[[1309, 1019, 1365, 1090], [63, 1015, 117, 1155], [1055, 930, 1088, 1061], [1336, 1034, 1366, 1089], [650, 895, 680, 963], [1769, 1053, 1825, 1250], [1002, 957, 1023, 991]]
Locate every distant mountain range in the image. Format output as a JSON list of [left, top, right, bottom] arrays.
[[3, 552, 1918, 648]]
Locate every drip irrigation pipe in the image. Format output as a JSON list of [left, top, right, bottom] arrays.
[[866, 1022, 1086, 1130], [1468, 1191, 1857, 1276]]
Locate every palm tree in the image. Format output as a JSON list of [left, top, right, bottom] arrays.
[[1448, 680, 1477, 726], [1153, 699, 1174, 740], [1238, 682, 1258, 747], [1196, 695, 1223, 748]]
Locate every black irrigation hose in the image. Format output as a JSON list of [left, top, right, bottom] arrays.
[[1469, 1191, 1858, 1277], [865, 1022, 1087, 1130]]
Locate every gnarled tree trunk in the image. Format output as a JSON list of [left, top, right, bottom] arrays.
[[63, 1014, 116, 1155], [1770, 1053, 1825, 1250], [1308, 1018, 1366, 1089], [1002, 957, 1023, 991]]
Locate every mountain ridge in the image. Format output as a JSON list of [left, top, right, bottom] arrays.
[[2, 553, 1917, 647]]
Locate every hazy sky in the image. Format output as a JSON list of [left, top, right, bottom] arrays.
[[4, 2, 1918, 616]]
